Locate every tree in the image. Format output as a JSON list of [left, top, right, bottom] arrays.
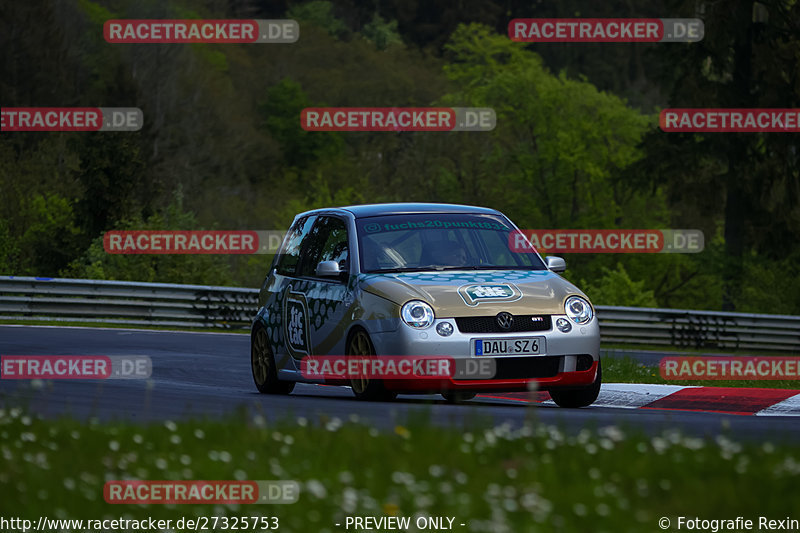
[[438, 24, 654, 230], [259, 78, 342, 169], [581, 263, 659, 307], [632, 0, 800, 310]]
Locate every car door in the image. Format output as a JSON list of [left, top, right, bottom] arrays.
[[292, 216, 353, 357], [259, 214, 317, 368]]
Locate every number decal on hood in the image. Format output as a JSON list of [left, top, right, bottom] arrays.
[[457, 283, 522, 306]]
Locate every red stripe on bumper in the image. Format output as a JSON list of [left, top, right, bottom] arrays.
[[641, 387, 799, 415]]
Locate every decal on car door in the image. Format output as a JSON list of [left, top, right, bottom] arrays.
[[283, 285, 311, 359]]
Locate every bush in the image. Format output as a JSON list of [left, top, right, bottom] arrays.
[[581, 262, 658, 307]]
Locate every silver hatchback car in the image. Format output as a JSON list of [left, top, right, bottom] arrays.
[[250, 203, 601, 407]]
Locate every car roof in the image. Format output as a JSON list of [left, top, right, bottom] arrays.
[[300, 203, 503, 219]]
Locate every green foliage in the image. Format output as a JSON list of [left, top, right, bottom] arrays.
[[194, 46, 229, 73], [0, 218, 18, 273], [439, 24, 656, 229], [630, 0, 800, 310], [1, 1, 797, 314], [70, 134, 150, 239], [16, 194, 82, 274], [734, 252, 800, 315], [361, 13, 403, 50], [287, 1, 350, 39], [64, 194, 234, 286], [260, 78, 342, 168], [581, 262, 658, 307], [76, 0, 115, 23], [277, 172, 365, 222]]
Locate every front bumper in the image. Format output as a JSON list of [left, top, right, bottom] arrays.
[[369, 315, 600, 392]]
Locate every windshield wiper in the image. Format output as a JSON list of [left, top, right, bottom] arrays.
[[477, 266, 547, 271], [432, 266, 483, 271], [436, 265, 547, 271], [368, 265, 546, 273], [367, 266, 484, 273]]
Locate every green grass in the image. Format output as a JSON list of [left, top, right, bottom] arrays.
[[1, 406, 799, 532], [604, 356, 800, 389]]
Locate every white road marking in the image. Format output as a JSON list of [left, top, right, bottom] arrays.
[[755, 392, 800, 416]]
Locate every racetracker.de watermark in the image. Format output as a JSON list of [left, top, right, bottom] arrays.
[[103, 230, 287, 254], [1, 108, 142, 132], [301, 356, 496, 380], [660, 357, 800, 380], [1, 355, 151, 379], [660, 109, 800, 132], [301, 107, 496, 132], [509, 18, 703, 42], [509, 229, 704, 253], [104, 19, 298, 43], [103, 480, 299, 504]]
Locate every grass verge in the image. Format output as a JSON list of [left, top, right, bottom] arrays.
[[603, 356, 800, 390], [1, 407, 799, 531]]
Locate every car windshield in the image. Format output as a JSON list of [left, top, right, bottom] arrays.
[[356, 213, 546, 273]]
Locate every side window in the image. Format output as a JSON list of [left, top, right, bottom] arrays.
[[296, 217, 350, 279], [275, 215, 317, 277]]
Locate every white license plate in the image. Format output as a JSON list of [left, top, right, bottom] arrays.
[[473, 337, 545, 356]]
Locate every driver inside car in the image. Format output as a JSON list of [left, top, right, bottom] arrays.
[[429, 240, 468, 267]]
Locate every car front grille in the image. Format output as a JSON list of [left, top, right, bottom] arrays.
[[455, 314, 552, 334]]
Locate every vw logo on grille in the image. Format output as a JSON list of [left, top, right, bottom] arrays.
[[496, 312, 514, 331]]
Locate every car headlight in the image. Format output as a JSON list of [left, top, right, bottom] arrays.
[[401, 300, 435, 329], [565, 296, 593, 324]]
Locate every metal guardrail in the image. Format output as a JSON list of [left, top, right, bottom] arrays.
[[0, 276, 258, 329], [1, 276, 798, 353], [596, 306, 800, 353]]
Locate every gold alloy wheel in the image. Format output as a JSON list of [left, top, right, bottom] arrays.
[[348, 329, 372, 394], [252, 328, 270, 387], [346, 329, 396, 401], [251, 327, 294, 394]]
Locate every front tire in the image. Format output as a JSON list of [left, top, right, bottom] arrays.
[[348, 329, 396, 402], [251, 326, 295, 394], [549, 361, 601, 408]]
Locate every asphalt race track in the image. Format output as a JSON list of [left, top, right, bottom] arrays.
[[1, 325, 799, 442]]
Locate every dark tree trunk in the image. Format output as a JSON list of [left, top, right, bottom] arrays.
[[722, 1, 755, 311]]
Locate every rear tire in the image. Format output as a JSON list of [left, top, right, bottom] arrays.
[[442, 391, 477, 403], [549, 361, 601, 408], [348, 329, 396, 402], [251, 327, 295, 394]]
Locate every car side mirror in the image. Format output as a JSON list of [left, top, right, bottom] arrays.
[[316, 260, 343, 278], [545, 256, 566, 273]]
